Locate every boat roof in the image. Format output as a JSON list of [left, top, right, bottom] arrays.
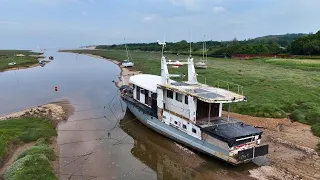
[[159, 82, 246, 103], [200, 118, 262, 146], [129, 74, 175, 93]]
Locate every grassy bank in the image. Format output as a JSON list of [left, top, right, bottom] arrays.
[[0, 117, 57, 179], [0, 50, 43, 72], [2, 139, 56, 180], [62, 49, 320, 136]]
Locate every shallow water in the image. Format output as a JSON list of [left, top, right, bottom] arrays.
[[0, 50, 258, 180]]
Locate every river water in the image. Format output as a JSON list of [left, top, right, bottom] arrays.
[[0, 50, 258, 180]]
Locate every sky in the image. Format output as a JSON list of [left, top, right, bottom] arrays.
[[0, 0, 319, 49]]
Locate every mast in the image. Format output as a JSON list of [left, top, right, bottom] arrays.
[[157, 40, 169, 84], [187, 31, 197, 84], [202, 35, 205, 61], [124, 38, 129, 60]]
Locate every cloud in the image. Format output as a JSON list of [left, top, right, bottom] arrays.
[[143, 16, 153, 21], [212, 6, 226, 13]]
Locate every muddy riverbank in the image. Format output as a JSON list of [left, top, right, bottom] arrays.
[[82, 54, 320, 180], [0, 99, 74, 177]]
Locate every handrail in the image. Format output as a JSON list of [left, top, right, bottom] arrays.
[[217, 80, 244, 95]]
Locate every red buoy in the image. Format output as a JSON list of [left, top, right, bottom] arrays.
[[54, 86, 58, 91]]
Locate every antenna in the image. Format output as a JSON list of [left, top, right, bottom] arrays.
[[157, 39, 166, 57], [189, 30, 192, 57]]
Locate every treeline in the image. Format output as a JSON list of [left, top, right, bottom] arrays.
[[95, 33, 311, 56], [290, 31, 320, 55]]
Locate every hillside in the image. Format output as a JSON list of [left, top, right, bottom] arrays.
[[95, 33, 308, 56]]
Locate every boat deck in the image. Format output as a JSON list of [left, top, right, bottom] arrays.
[[159, 82, 245, 103]]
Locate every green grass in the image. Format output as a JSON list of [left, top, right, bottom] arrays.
[[3, 141, 56, 180], [263, 58, 320, 71], [0, 117, 57, 166], [62, 49, 320, 136], [0, 50, 43, 72]]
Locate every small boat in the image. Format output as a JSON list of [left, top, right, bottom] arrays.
[[8, 62, 16, 66], [171, 60, 183, 68], [195, 35, 208, 69], [49, 56, 54, 60], [122, 59, 134, 67], [39, 60, 45, 65], [8, 51, 17, 65], [195, 61, 207, 69], [119, 40, 268, 165], [122, 39, 134, 67]]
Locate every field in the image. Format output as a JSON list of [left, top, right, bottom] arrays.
[[264, 58, 320, 70], [62, 49, 320, 136], [0, 50, 43, 72]]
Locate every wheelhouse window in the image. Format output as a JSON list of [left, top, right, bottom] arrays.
[[192, 128, 197, 134], [174, 121, 177, 125], [167, 90, 173, 99], [183, 124, 187, 129], [176, 92, 183, 102], [185, 95, 188, 104], [140, 88, 145, 94]]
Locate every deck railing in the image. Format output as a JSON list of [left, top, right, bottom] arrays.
[[217, 80, 244, 95]]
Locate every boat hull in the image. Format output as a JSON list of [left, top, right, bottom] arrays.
[[123, 97, 249, 165]]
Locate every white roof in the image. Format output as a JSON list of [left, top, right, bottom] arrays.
[[159, 82, 246, 103], [129, 74, 175, 93]]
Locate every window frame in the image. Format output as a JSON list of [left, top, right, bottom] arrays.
[[185, 95, 188, 104], [167, 90, 173, 99], [192, 128, 197, 134], [175, 92, 183, 102]]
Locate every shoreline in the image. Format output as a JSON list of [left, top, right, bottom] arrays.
[[84, 53, 141, 87], [0, 99, 74, 178], [0, 54, 49, 73], [76, 52, 320, 180]]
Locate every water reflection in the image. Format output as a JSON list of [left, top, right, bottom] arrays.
[[120, 109, 256, 180]]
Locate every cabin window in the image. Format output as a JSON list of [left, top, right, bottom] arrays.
[[167, 90, 173, 99], [174, 121, 177, 125], [192, 128, 197, 134], [185, 95, 188, 104], [140, 88, 145, 94], [151, 93, 157, 99], [175, 93, 183, 102], [183, 124, 187, 129], [136, 86, 140, 100]]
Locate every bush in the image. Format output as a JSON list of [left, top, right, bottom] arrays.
[[311, 123, 320, 137], [16, 144, 55, 161], [289, 109, 307, 123], [3, 154, 55, 180]]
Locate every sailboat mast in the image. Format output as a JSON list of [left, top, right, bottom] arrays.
[[205, 35, 208, 62], [124, 38, 129, 60], [189, 30, 192, 57], [202, 35, 205, 60]]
